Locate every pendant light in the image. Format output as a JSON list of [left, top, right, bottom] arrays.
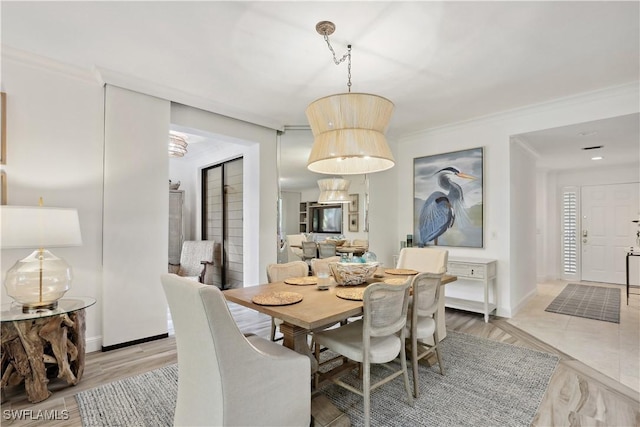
[[317, 177, 351, 204], [306, 21, 395, 175], [169, 131, 189, 158]]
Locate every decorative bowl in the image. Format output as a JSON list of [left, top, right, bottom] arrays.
[[326, 238, 346, 247], [329, 262, 379, 286]]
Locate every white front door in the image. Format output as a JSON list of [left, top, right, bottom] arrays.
[[581, 183, 639, 284]]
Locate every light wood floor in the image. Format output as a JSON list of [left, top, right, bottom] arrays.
[[2, 300, 639, 426]]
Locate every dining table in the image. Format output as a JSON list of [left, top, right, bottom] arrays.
[[223, 268, 457, 373]]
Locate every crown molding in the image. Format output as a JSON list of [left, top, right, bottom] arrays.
[[2, 45, 284, 131], [400, 81, 640, 140], [94, 66, 283, 131], [511, 136, 541, 160], [2, 45, 100, 84]]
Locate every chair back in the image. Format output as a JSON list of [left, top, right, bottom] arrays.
[[353, 239, 369, 249], [266, 261, 309, 282], [178, 240, 215, 277], [301, 241, 318, 259], [396, 247, 448, 273], [317, 242, 337, 258], [411, 272, 444, 319], [363, 281, 411, 338], [310, 256, 341, 276], [161, 273, 247, 425]]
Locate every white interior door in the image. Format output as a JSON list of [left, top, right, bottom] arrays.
[[581, 183, 639, 284]]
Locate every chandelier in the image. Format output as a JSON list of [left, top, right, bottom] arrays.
[[306, 21, 395, 175], [168, 131, 189, 158]]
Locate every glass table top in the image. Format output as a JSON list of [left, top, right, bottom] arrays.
[[1, 297, 96, 322]]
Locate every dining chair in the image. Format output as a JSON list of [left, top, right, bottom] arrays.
[[301, 241, 318, 262], [396, 247, 449, 341], [310, 256, 341, 276], [317, 242, 337, 258], [266, 261, 309, 341], [169, 240, 216, 286], [405, 271, 446, 398], [352, 238, 369, 250], [313, 281, 414, 427], [161, 273, 310, 426]]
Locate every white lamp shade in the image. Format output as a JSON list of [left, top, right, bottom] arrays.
[[306, 93, 395, 175], [1, 206, 82, 249], [169, 131, 189, 157], [317, 178, 351, 204]]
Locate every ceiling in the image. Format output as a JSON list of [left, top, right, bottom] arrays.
[[3, 1, 639, 185]]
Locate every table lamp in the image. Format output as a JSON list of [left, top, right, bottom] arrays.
[[1, 202, 82, 312]]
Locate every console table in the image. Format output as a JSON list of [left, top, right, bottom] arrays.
[[445, 257, 497, 322], [1, 297, 95, 403]]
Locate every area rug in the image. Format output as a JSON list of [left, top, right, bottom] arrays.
[[545, 283, 620, 323], [76, 331, 558, 427]]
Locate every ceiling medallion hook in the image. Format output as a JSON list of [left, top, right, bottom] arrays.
[[315, 21, 336, 36]]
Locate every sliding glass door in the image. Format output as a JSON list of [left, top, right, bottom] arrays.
[[202, 157, 243, 289]]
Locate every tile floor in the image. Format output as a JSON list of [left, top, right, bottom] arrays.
[[508, 280, 639, 393]]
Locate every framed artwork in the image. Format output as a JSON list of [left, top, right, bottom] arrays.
[[349, 193, 359, 212], [1, 171, 6, 205], [413, 147, 484, 248], [1, 92, 5, 165], [348, 213, 359, 232]]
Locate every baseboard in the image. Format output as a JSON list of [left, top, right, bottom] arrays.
[[101, 333, 169, 352], [86, 336, 103, 353], [510, 288, 538, 317]]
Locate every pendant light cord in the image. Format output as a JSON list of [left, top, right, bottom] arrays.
[[322, 34, 352, 93]]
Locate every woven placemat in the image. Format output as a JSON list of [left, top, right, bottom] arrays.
[[252, 291, 303, 306], [383, 278, 409, 285], [335, 287, 365, 301], [284, 276, 318, 286], [385, 268, 419, 275]]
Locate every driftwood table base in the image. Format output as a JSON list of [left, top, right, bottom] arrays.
[[1, 309, 86, 403]]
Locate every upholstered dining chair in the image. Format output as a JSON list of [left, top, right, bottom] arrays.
[[266, 261, 309, 341], [310, 256, 341, 277], [169, 240, 216, 286], [405, 271, 446, 398], [313, 281, 414, 427], [161, 273, 310, 427], [317, 242, 337, 258], [301, 241, 318, 263], [396, 247, 449, 340]]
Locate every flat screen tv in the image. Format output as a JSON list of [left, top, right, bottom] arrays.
[[311, 206, 343, 234]]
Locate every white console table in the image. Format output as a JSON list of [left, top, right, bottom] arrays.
[[445, 257, 497, 322]]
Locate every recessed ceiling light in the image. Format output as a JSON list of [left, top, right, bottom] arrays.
[[591, 156, 603, 160], [578, 131, 598, 137]]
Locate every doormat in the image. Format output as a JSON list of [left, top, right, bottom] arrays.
[[545, 283, 620, 323]]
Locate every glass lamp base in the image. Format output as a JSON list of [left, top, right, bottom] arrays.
[[21, 301, 58, 314], [4, 249, 72, 311]]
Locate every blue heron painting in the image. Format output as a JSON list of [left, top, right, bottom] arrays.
[[414, 148, 484, 247]]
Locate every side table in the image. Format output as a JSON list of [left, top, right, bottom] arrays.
[[1, 297, 96, 403]]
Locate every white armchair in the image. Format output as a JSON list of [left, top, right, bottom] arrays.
[[161, 273, 310, 426], [286, 234, 306, 262], [170, 240, 216, 286]]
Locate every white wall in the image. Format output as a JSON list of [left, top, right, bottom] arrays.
[[102, 85, 170, 347], [510, 140, 538, 310], [396, 83, 639, 317], [0, 54, 105, 350]]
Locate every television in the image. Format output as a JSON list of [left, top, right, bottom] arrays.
[[310, 205, 343, 234]]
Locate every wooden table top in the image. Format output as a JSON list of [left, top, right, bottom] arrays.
[[223, 272, 456, 332]]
